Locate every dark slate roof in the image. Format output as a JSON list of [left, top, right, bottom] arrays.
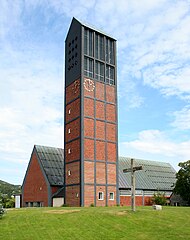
[[35, 145, 64, 186], [119, 157, 176, 191], [73, 17, 116, 40], [52, 187, 64, 198]]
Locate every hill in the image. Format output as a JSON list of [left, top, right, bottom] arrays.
[[0, 180, 21, 198]]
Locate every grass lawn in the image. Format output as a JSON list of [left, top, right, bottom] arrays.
[[0, 206, 190, 240]]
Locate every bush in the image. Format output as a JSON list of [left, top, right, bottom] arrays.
[[0, 204, 5, 219], [152, 192, 167, 205]]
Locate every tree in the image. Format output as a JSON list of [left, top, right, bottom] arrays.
[[152, 192, 167, 205], [0, 194, 15, 208], [174, 160, 190, 205]]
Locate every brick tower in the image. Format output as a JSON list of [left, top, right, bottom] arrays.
[[64, 18, 119, 206]]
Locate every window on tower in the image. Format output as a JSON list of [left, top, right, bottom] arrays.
[[106, 65, 115, 85], [84, 57, 94, 78], [109, 192, 114, 200], [84, 28, 93, 57], [98, 192, 104, 200], [95, 61, 104, 82], [106, 38, 114, 65], [95, 33, 105, 61]]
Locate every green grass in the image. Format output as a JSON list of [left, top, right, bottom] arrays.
[[0, 206, 190, 240]]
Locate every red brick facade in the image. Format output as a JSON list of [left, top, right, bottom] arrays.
[[22, 151, 49, 207], [64, 78, 118, 207], [120, 196, 152, 206], [83, 79, 117, 207], [65, 79, 81, 207]]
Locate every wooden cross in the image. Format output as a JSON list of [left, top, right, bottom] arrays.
[[123, 159, 143, 212]]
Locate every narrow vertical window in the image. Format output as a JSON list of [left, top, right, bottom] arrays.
[[68, 109, 71, 115], [95, 61, 104, 82], [106, 38, 114, 64], [84, 57, 94, 78], [68, 170, 71, 176], [106, 65, 115, 85], [68, 128, 71, 134], [95, 33, 104, 60], [98, 192, 104, 200], [95, 34, 98, 59], [109, 40, 114, 64], [84, 29, 88, 55], [68, 148, 71, 154], [106, 38, 109, 62], [89, 30, 93, 56], [109, 192, 114, 200], [84, 28, 93, 57], [99, 35, 104, 61]]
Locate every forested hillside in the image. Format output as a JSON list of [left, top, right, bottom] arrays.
[[0, 180, 21, 197]]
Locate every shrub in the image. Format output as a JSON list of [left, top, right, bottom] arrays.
[[152, 192, 167, 205], [0, 204, 5, 219]]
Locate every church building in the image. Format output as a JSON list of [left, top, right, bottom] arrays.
[[22, 18, 176, 208]]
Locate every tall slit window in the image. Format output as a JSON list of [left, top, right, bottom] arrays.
[[106, 65, 115, 85], [106, 38, 114, 64], [84, 28, 93, 57], [84, 57, 94, 78], [95, 33, 104, 61], [95, 61, 104, 82]]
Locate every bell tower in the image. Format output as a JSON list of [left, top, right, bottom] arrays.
[[64, 18, 119, 206]]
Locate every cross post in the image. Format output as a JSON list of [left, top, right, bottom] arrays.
[[123, 158, 143, 212]]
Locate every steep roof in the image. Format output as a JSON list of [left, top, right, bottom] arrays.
[[73, 17, 116, 40], [35, 145, 64, 186], [30, 145, 176, 191], [66, 17, 116, 42], [119, 157, 176, 191]]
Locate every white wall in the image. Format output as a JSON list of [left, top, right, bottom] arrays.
[[53, 197, 64, 207], [15, 195, 21, 208]]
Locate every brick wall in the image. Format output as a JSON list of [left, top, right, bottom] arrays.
[[65, 77, 118, 207], [84, 118, 94, 138], [120, 196, 153, 206], [96, 141, 105, 161], [66, 185, 80, 207], [65, 161, 80, 185], [83, 79, 118, 207], [66, 98, 80, 123], [84, 139, 94, 160], [84, 185, 94, 206], [65, 79, 81, 207], [65, 139, 80, 162], [84, 161, 94, 184], [96, 120, 105, 139], [22, 151, 49, 207], [65, 118, 80, 141]]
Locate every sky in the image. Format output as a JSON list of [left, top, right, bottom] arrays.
[[0, 0, 190, 185]]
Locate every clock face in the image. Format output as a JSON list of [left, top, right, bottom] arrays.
[[84, 79, 95, 92], [72, 80, 80, 94]]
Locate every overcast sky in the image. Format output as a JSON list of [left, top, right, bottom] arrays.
[[0, 0, 190, 185]]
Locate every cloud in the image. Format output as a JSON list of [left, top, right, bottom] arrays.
[[121, 130, 190, 167], [0, 39, 63, 166], [171, 105, 190, 130]]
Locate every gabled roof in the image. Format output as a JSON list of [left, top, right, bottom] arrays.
[[66, 17, 116, 41], [73, 17, 116, 40], [35, 145, 64, 186], [119, 157, 176, 191]]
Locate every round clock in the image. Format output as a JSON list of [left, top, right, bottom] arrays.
[[72, 80, 80, 94], [83, 79, 95, 92]]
